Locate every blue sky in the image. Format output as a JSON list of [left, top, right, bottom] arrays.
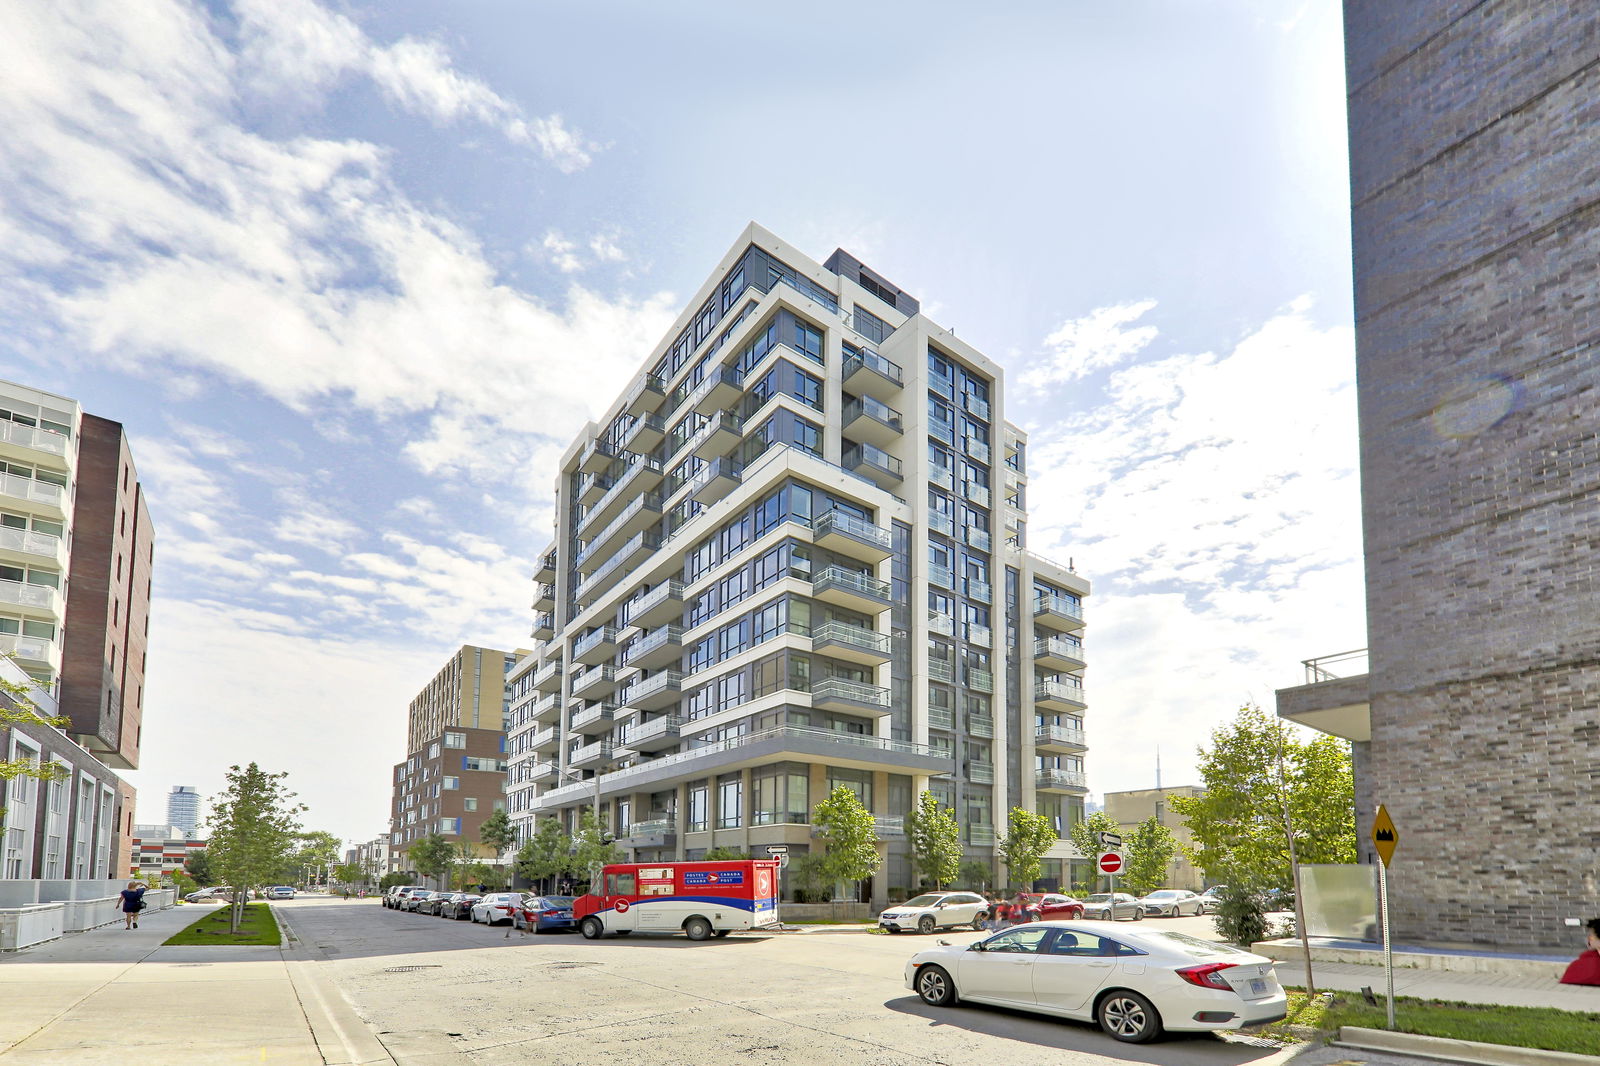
[[1, 0, 1364, 844]]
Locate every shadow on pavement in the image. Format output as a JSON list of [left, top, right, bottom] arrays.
[[883, 994, 1293, 1065]]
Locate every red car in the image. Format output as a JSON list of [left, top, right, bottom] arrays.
[[1011, 892, 1085, 922]]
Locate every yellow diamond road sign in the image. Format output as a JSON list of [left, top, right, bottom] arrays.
[[1372, 804, 1399, 866]]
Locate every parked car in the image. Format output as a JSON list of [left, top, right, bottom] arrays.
[[436, 893, 480, 920], [1137, 890, 1204, 918], [878, 892, 989, 934], [265, 885, 295, 900], [184, 887, 234, 903], [387, 886, 423, 910], [1012, 893, 1086, 922], [470, 892, 527, 925], [514, 895, 576, 933], [400, 890, 438, 912], [905, 922, 1287, 1044], [1195, 886, 1227, 914], [416, 892, 451, 916], [1080, 893, 1144, 921]]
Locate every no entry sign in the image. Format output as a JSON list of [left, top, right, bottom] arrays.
[[1097, 851, 1124, 875]]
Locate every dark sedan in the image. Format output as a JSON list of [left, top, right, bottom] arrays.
[[514, 895, 577, 933], [437, 892, 480, 919]]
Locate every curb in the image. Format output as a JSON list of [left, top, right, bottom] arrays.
[[1335, 1026, 1600, 1066]]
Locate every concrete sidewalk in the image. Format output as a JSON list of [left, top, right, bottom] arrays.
[[0, 901, 392, 1065]]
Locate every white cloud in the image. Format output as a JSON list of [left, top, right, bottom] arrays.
[[541, 231, 583, 274], [1020, 298, 1365, 797], [1021, 298, 1160, 389]]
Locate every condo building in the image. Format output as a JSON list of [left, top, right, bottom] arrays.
[[505, 225, 1092, 904], [165, 785, 201, 835]]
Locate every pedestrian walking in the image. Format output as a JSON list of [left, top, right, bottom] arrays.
[[1560, 918, 1600, 985], [992, 897, 1012, 931], [119, 880, 146, 930]]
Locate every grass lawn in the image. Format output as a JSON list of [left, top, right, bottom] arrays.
[[164, 902, 282, 946], [1252, 989, 1600, 1056]]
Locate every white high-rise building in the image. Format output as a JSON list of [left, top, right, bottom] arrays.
[[166, 785, 200, 835], [505, 225, 1091, 904]]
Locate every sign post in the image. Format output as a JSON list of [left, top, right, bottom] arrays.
[[1097, 851, 1124, 903], [1372, 805, 1399, 1031]]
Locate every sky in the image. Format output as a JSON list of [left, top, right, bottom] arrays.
[[0, 0, 1364, 845]]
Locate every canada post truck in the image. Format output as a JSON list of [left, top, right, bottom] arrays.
[[573, 859, 780, 941]]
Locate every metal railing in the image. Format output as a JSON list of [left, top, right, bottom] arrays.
[[812, 621, 890, 656], [812, 565, 891, 602], [1302, 648, 1369, 684], [812, 509, 892, 551], [842, 348, 903, 387], [811, 676, 891, 707]]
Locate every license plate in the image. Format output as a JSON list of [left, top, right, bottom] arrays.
[[1249, 979, 1268, 996]]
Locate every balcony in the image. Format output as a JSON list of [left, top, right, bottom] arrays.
[[812, 621, 892, 666], [0, 421, 70, 461], [575, 532, 662, 601], [810, 677, 892, 716], [582, 458, 664, 534], [929, 420, 956, 447], [929, 510, 954, 536], [873, 815, 905, 838], [1034, 679, 1087, 711], [622, 669, 684, 711], [927, 612, 954, 637], [0, 526, 66, 569], [1034, 594, 1086, 633], [621, 714, 682, 753], [690, 411, 744, 461], [1034, 636, 1086, 672], [1035, 724, 1088, 754], [969, 714, 994, 739], [1036, 768, 1089, 794], [1276, 648, 1371, 742], [963, 480, 992, 508], [843, 396, 903, 448], [618, 817, 676, 848], [928, 707, 954, 730], [534, 547, 558, 582], [530, 726, 561, 754], [569, 701, 616, 735], [966, 624, 992, 648], [965, 668, 994, 694], [573, 626, 619, 665], [967, 825, 996, 846], [578, 471, 614, 507], [690, 458, 741, 505], [529, 761, 560, 785], [0, 632, 59, 674], [930, 465, 955, 491], [624, 581, 685, 630], [0, 472, 69, 521], [965, 526, 992, 553], [964, 393, 991, 420], [571, 665, 619, 700], [621, 412, 666, 455], [928, 563, 954, 589], [0, 578, 62, 619], [530, 693, 563, 725], [533, 658, 564, 692], [964, 438, 992, 464], [570, 741, 614, 768], [531, 612, 554, 641], [844, 441, 903, 490], [842, 349, 903, 401], [691, 366, 743, 415], [812, 510, 893, 564], [965, 577, 992, 604], [811, 566, 893, 613], [967, 762, 994, 785], [579, 437, 618, 475], [577, 493, 662, 571], [626, 374, 666, 417], [928, 659, 955, 684], [623, 625, 684, 671], [533, 581, 556, 611]]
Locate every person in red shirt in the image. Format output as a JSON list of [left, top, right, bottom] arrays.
[[1559, 918, 1600, 986], [992, 897, 1011, 930]]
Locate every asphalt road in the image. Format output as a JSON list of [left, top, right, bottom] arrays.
[[271, 897, 1433, 1066]]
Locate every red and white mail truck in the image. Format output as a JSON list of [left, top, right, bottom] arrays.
[[572, 859, 780, 941]]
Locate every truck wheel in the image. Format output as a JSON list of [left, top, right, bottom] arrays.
[[684, 917, 713, 941], [580, 917, 604, 940]]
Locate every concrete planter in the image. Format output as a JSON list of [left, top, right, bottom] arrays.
[[0, 903, 63, 951], [781, 901, 874, 923]]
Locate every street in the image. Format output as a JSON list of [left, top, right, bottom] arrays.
[[273, 897, 1363, 1066]]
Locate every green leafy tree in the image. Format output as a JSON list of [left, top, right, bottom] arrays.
[[702, 846, 748, 860], [184, 849, 215, 886], [1120, 816, 1178, 897], [958, 859, 994, 893], [205, 763, 307, 931], [0, 672, 71, 822], [407, 834, 456, 890], [787, 852, 832, 902], [515, 817, 571, 891], [998, 807, 1056, 891], [905, 791, 961, 889], [570, 810, 622, 890], [1066, 809, 1122, 879], [334, 862, 364, 887], [379, 871, 413, 890], [478, 808, 516, 887], [811, 785, 880, 898]]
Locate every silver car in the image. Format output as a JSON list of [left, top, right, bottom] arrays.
[[1137, 890, 1204, 917], [1080, 892, 1144, 921]]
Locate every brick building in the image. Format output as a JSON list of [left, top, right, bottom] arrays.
[[1278, 4, 1600, 950]]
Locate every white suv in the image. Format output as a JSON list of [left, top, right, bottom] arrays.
[[877, 892, 988, 934]]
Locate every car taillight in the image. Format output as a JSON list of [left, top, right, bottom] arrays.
[[1176, 963, 1236, 991], [542, 909, 560, 916]]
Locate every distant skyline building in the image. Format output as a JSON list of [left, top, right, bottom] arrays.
[[505, 224, 1093, 905], [165, 785, 200, 835], [1278, 5, 1600, 949]]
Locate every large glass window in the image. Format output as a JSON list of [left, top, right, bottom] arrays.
[[752, 762, 809, 825], [687, 782, 709, 832], [717, 774, 743, 828]]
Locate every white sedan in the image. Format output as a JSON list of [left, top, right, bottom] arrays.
[[469, 892, 526, 925], [1137, 889, 1204, 917], [903, 921, 1286, 1044]]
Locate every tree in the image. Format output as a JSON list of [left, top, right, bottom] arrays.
[[515, 817, 570, 891], [811, 785, 880, 898], [289, 830, 342, 885], [1120, 816, 1178, 897], [478, 809, 516, 887], [408, 834, 456, 890], [570, 810, 622, 890], [184, 849, 216, 887], [998, 807, 1055, 891], [1067, 810, 1121, 868], [905, 791, 961, 889], [205, 763, 306, 932], [1168, 703, 1355, 995], [787, 852, 832, 903], [334, 862, 364, 887], [958, 859, 994, 893], [379, 871, 413, 890], [0, 672, 70, 823]]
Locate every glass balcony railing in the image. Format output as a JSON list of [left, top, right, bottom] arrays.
[[844, 442, 903, 480], [811, 565, 892, 604], [844, 395, 903, 433], [1035, 679, 1087, 706], [927, 612, 955, 637], [930, 466, 955, 490], [842, 348, 904, 388], [811, 676, 891, 708], [574, 626, 618, 660], [1035, 724, 1088, 750], [967, 762, 995, 785], [966, 668, 994, 693], [929, 510, 954, 536], [812, 621, 891, 657], [812, 510, 892, 553], [1035, 594, 1085, 624], [928, 659, 955, 683], [1036, 768, 1088, 792], [928, 707, 954, 730]]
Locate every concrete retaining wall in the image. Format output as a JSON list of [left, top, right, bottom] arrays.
[[0, 886, 176, 950], [782, 901, 875, 923]]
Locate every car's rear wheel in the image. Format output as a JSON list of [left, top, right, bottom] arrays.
[[1132, 909, 1144, 921], [915, 965, 958, 1006], [684, 917, 713, 941], [580, 917, 604, 940], [917, 916, 935, 934], [1098, 990, 1163, 1043]]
